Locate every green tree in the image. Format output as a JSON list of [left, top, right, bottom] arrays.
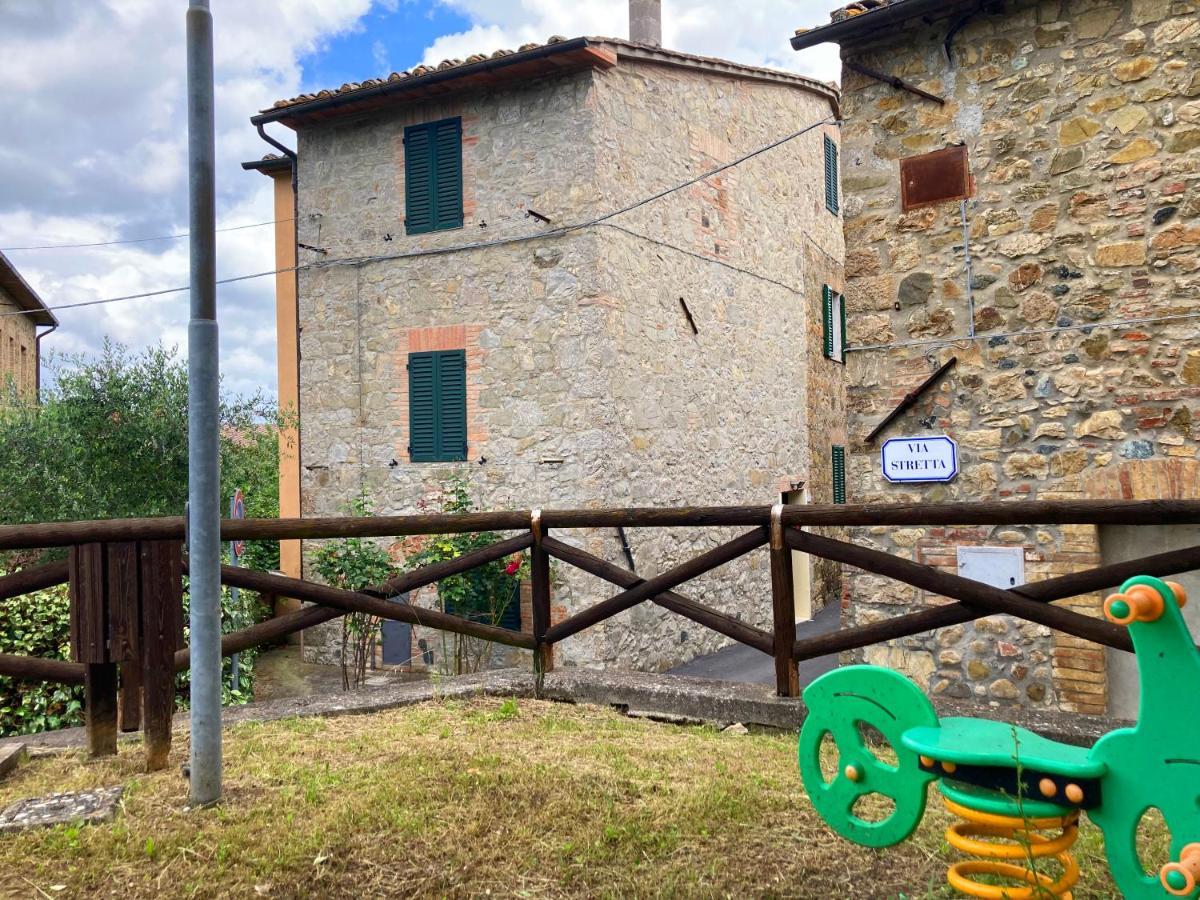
[[0, 340, 280, 568]]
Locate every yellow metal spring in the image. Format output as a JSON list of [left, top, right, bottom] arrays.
[[942, 796, 1081, 899]]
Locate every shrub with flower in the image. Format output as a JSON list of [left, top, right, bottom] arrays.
[[401, 476, 528, 673]]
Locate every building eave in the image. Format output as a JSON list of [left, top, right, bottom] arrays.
[[253, 37, 608, 129], [241, 156, 294, 177], [0, 251, 57, 328], [790, 0, 973, 51]]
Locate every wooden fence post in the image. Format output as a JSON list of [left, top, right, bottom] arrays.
[[107, 542, 142, 733], [70, 543, 118, 757], [140, 540, 182, 771], [530, 510, 553, 683], [769, 505, 800, 698]]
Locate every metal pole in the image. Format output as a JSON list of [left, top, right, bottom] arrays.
[[186, 0, 221, 807]]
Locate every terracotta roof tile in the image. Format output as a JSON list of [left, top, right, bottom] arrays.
[[265, 35, 837, 116], [794, 0, 898, 36]]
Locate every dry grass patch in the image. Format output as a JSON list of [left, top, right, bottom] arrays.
[[0, 698, 1126, 898]]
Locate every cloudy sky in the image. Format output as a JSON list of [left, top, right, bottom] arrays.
[[0, 0, 840, 400]]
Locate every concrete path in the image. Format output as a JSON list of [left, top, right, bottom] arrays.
[[0, 666, 1123, 752], [667, 601, 841, 687]]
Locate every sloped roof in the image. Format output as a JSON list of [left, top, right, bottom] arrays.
[[255, 36, 838, 128], [0, 251, 57, 328], [791, 0, 975, 50]]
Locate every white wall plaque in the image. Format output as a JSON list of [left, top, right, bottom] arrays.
[[880, 435, 958, 483], [957, 546, 1025, 590]]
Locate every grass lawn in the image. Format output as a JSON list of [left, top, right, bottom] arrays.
[[0, 697, 1132, 898]]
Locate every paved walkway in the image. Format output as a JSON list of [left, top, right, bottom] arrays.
[[1, 665, 1120, 753], [667, 601, 841, 687], [251, 646, 426, 703]]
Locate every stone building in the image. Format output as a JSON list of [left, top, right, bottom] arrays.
[[249, 20, 846, 670], [0, 251, 56, 402], [792, 0, 1200, 717]]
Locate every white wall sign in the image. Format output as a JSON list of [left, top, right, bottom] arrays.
[[957, 546, 1025, 590], [880, 435, 958, 483]]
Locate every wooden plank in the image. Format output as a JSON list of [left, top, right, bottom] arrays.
[[545, 528, 770, 644], [140, 541, 182, 772], [0, 653, 86, 683], [174, 603, 344, 672], [792, 542, 1200, 661], [200, 565, 536, 650], [365, 532, 533, 598], [768, 507, 799, 697], [106, 543, 139, 663], [118, 660, 142, 733], [541, 537, 775, 655], [785, 529, 1132, 653], [530, 513, 552, 673], [68, 543, 107, 664], [5, 500, 1200, 551], [0, 560, 69, 602], [84, 662, 118, 758]]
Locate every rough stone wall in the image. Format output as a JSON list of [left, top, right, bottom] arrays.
[[836, 0, 1200, 714], [292, 54, 843, 670], [0, 286, 37, 401]]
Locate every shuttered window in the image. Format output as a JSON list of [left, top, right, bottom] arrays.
[[832, 446, 847, 505], [407, 350, 467, 462], [822, 285, 846, 364], [404, 117, 463, 235], [824, 134, 839, 215]]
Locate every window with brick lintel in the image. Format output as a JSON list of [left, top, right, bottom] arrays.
[[408, 349, 467, 462]]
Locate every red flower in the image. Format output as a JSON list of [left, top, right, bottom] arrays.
[[504, 557, 521, 576]]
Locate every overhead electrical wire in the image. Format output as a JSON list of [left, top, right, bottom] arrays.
[[0, 116, 839, 319], [10, 113, 1194, 347], [0, 218, 291, 252]]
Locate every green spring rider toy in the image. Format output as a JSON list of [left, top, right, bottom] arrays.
[[798, 576, 1200, 899]]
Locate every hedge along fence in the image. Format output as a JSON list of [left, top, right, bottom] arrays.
[[1, 499, 1200, 771]]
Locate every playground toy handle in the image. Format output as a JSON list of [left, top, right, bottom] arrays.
[[1161, 843, 1200, 897], [1104, 581, 1186, 625]]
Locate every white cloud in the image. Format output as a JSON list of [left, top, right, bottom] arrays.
[[423, 1, 841, 82], [0, 0, 375, 400], [2, 0, 842, 402]]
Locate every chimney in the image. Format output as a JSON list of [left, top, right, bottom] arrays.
[[629, 0, 662, 47]]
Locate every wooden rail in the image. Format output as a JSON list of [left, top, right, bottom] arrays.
[[2, 499, 1199, 769], [2, 499, 1200, 549]]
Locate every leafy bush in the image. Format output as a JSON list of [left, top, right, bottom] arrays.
[[402, 476, 526, 674], [312, 497, 399, 689], [0, 583, 83, 736]]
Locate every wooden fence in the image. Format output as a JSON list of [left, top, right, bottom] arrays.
[[2, 499, 1199, 770]]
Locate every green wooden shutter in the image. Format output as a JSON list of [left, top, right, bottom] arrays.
[[407, 350, 467, 462], [433, 118, 463, 231], [404, 118, 462, 235], [824, 135, 839, 215], [435, 349, 467, 461], [408, 352, 437, 461], [832, 446, 847, 505], [404, 124, 435, 235], [822, 285, 834, 359]]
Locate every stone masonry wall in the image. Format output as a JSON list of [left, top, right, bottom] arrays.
[[292, 52, 843, 671], [0, 286, 37, 401], [835, 0, 1200, 714]]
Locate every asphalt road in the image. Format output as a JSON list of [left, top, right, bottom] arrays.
[[666, 601, 841, 687]]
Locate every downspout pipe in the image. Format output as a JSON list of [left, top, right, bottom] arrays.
[[34, 323, 57, 403]]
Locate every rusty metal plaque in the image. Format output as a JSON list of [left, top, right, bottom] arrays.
[[900, 145, 972, 212]]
